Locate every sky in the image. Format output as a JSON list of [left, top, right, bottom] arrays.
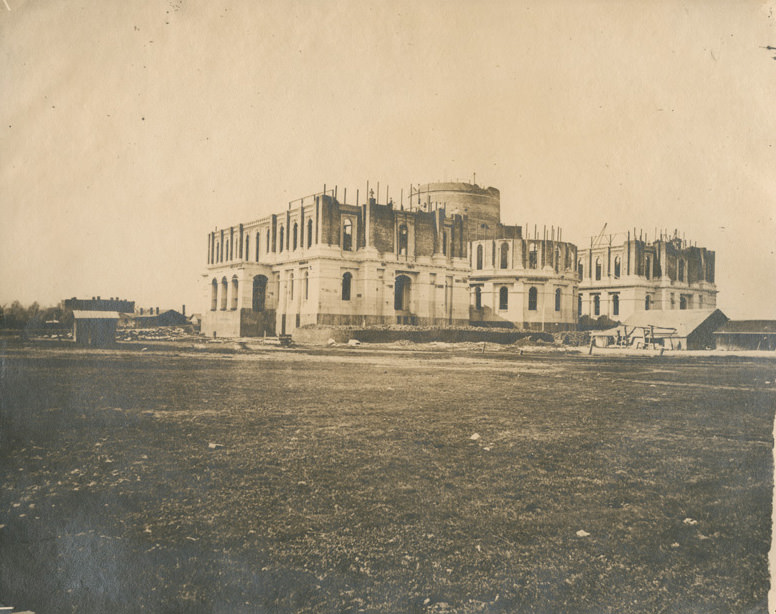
[[1, 0, 775, 319]]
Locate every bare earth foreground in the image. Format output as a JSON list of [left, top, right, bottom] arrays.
[[0, 341, 774, 613]]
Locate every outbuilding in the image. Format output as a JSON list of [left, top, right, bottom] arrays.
[[591, 308, 728, 350], [713, 321, 776, 351], [72, 310, 120, 347]]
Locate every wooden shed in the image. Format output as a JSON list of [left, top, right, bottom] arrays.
[[72, 310, 120, 347], [714, 321, 776, 351]]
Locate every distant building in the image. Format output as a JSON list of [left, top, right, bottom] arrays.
[[714, 321, 776, 351], [120, 309, 188, 328], [64, 297, 135, 313], [577, 232, 717, 322]]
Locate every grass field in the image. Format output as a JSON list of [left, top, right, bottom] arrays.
[[0, 342, 774, 613]]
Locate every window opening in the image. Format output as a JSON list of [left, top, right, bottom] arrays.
[[342, 272, 352, 301], [398, 225, 408, 256], [252, 275, 267, 312], [343, 219, 353, 251], [231, 276, 239, 310], [499, 286, 509, 310]]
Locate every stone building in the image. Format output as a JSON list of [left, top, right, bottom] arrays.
[[201, 182, 580, 337], [468, 229, 578, 331], [201, 185, 719, 337], [577, 231, 717, 322]]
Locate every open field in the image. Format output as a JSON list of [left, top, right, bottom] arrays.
[[0, 341, 774, 613]]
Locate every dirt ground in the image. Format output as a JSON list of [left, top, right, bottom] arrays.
[[1, 340, 774, 613]]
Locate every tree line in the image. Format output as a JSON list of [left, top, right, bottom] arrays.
[[0, 301, 73, 330]]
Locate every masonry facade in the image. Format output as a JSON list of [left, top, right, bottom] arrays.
[[577, 233, 717, 322], [202, 183, 717, 337], [202, 184, 479, 337], [469, 233, 578, 332]]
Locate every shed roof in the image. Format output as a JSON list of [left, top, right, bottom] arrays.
[[714, 320, 776, 335], [72, 310, 120, 320], [622, 308, 726, 338]]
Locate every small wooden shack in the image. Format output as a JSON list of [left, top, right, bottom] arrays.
[[714, 321, 776, 351], [590, 309, 728, 350], [72, 310, 120, 347]]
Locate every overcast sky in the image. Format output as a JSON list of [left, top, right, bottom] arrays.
[[2, 1, 775, 318]]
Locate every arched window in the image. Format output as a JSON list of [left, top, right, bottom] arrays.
[[341, 272, 352, 301], [245, 235, 250, 261], [252, 275, 267, 312], [499, 286, 509, 310], [307, 218, 313, 248], [398, 225, 408, 256], [593, 294, 600, 316], [500, 243, 509, 269], [595, 258, 602, 281], [279, 227, 284, 252], [476, 244, 483, 270], [231, 276, 239, 310], [342, 219, 353, 251], [555, 288, 561, 312], [255, 232, 260, 261], [528, 287, 538, 311], [612, 294, 619, 316], [529, 244, 538, 269], [474, 286, 482, 310], [220, 277, 228, 310], [210, 278, 218, 311], [678, 259, 685, 282], [645, 295, 651, 310], [578, 259, 584, 279], [394, 275, 411, 311], [680, 295, 687, 310], [293, 223, 298, 250], [304, 270, 309, 300], [289, 272, 294, 299], [614, 256, 621, 279]]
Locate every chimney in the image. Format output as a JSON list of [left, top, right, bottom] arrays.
[[182, 304, 186, 316]]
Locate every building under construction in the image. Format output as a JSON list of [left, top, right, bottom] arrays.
[[201, 182, 578, 337], [201, 181, 718, 339], [577, 229, 717, 322]]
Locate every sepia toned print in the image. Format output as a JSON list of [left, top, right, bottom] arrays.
[[1, 2, 775, 613]]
